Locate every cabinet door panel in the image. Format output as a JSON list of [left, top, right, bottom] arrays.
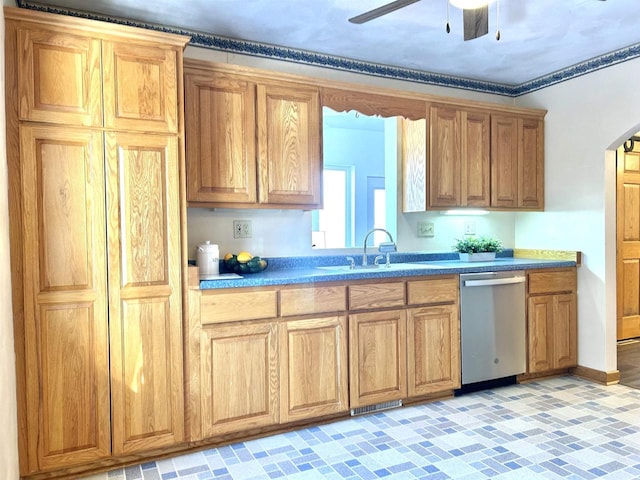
[[280, 316, 348, 422], [17, 26, 102, 126], [257, 83, 321, 206], [349, 310, 407, 408], [185, 72, 257, 203], [552, 293, 577, 369], [408, 304, 460, 396], [106, 132, 184, 454], [518, 117, 544, 209], [200, 322, 279, 436], [527, 296, 554, 373], [103, 42, 178, 133], [428, 105, 461, 208], [402, 117, 427, 213], [491, 115, 519, 208], [19, 125, 110, 471], [461, 110, 490, 207]]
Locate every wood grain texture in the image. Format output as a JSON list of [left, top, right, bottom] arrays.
[[102, 41, 179, 133], [106, 132, 184, 455], [17, 24, 102, 127], [518, 117, 544, 209], [200, 322, 279, 436], [461, 109, 490, 207], [348, 282, 405, 310], [428, 104, 461, 208], [184, 69, 257, 204], [401, 117, 427, 213], [349, 309, 407, 408], [200, 289, 278, 324], [490, 115, 519, 208], [256, 82, 322, 207], [280, 285, 347, 317], [406, 276, 458, 306], [617, 145, 640, 339], [321, 87, 427, 120], [527, 268, 577, 295], [19, 125, 110, 471], [279, 316, 348, 422], [514, 249, 582, 264], [407, 304, 460, 396]]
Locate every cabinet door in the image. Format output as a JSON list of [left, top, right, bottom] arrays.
[[491, 115, 519, 208], [184, 71, 257, 204], [103, 41, 179, 133], [280, 316, 349, 422], [552, 293, 577, 369], [518, 117, 544, 209], [19, 125, 110, 471], [106, 132, 184, 454], [256, 83, 322, 206], [16, 25, 102, 126], [349, 310, 407, 408], [527, 295, 554, 373], [428, 105, 461, 208], [200, 322, 279, 436], [461, 110, 490, 207], [407, 304, 460, 396], [402, 117, 427, 212]]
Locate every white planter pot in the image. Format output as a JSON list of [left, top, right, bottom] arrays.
[[458, 252, 496, 262]]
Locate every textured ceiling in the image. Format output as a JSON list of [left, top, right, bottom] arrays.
[[17, 0, 640, 96]]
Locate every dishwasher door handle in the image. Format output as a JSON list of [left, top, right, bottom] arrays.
[[464, 276, 526, 287]]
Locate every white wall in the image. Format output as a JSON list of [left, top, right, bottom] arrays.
[[1, 1, 20, 478], [514, 57, 640, 374]]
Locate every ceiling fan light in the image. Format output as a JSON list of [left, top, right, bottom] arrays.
[[450, 0, 492, 10]]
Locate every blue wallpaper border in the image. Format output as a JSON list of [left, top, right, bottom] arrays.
[[16, 1, 640, 97]]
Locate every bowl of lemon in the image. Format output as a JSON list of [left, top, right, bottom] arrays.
[[223, 251, 268, 274]]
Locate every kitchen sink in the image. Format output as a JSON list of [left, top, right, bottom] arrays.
[[316, 263, 444, 273]]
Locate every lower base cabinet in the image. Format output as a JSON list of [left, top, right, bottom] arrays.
[[526, 268, 577, 374], [349, 310, 408, 408], [200, 322, 279, 436], [280, 316, 349, 422], [407, 304, 460, 396]]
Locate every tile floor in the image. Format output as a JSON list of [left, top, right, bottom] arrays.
[[84, 376, 640, 480]]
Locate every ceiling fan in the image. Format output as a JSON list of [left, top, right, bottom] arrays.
[[349, 0, 608, 42], [349, 0, 493, 41]]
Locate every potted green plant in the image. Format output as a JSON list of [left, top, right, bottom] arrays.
[[453, 236, 503, 262]]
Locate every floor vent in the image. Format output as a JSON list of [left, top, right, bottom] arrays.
[[350, 400, 402, 416]]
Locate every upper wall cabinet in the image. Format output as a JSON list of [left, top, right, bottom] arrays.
[[491, 114, 544, 210], [17, 21, 179, 133], [427, 104, 490, 209], [184, 60, 322, 209]]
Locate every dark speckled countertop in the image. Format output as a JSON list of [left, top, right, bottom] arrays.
[[199, 250, 576, 289]]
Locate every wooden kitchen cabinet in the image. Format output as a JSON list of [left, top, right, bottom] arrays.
[[279, 316, 349, 422], [184, 60, 322, 208], [199, 321, 279, 436], [6, 8, 188, 475], [349, 309, 408, 408], [526, 268, 577, 374], [491, 114, 544, 209], [428, 104, 490, 209]]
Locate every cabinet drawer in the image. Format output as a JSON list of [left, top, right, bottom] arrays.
[[528, 269, 576, 295], [407, 276, 459, 305], [200, 289, 277, 324], [280, 285, 347, 316], [349, 282, 405, 310]]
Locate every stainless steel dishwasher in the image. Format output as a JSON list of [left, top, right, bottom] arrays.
[[459, 270, 526, 389]]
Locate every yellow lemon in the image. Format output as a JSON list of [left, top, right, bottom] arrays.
[[236, 251, 253, 263], [223, 252, 234, 261]]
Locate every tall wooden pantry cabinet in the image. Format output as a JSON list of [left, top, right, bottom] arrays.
[[5, 7, 189, 477]]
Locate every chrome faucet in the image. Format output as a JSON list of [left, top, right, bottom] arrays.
[[362, 228, 397, 267]]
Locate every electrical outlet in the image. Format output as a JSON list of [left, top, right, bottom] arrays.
[[417, 221, 435, 237], [464, 220, 476, 235], [233, 220, 252, 238]]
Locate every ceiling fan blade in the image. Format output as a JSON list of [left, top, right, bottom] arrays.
[[349, 0, 421, 24], [463, 5, 488, 41]]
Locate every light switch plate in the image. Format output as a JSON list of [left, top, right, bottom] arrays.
[[417, 221, 435, 237], [464, 220, 476, 235]]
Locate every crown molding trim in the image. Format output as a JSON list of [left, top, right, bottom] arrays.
[[15, 1, 640, 98]]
